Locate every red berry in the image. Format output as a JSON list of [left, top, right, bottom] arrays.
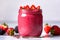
[[20, 6, 24, 9], [50, 25, 60, 35], [0, 29, 5, 35], [31, 5, 36, 10], [14, 26, 18, 33], [25, 5, 29, 10], [37, 6, 40, 9], [7, 28, 14, 36], [44, 23, 51, 34], [0, 25, 3, 29]]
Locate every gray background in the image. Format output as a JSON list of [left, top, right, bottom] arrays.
[[0, 0, 60, 22]]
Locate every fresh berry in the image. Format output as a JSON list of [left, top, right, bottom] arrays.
[[25, 5, 29, 10], [7, 28, 14, 36], [20, 6, 24, 9], [44, 23, 51, 34], [14, 26, 18, 33], [2, 23, 8, 31], [37, 6, 40, 9], [0, 29, 5, 35], [2, 22, 8, 27], [31, 5, 36, 10], [20, 6, 22, 9], [0, 25, 3, 29], [50, 25, 60, 35]]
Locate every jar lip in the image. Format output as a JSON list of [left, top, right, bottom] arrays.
[[19, 9, 42, 14], [20, 9, 42, 12]]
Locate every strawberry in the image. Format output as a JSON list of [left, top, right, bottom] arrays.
[[50, 25, 60, 35], [44, 23, 51, 34], [0, 25, 3, 29], [20, 6, 22, 9], [0, 23, 8, 32], [37, 6, 40, 9], [7, 28, 14, 36], [20, 6, 24, 9], [0, 25, 6, 35], [0, 22, 8, 35], [2, 23, 8, 32], [25, 5, 29, 10], [31, 5, 36, 10]]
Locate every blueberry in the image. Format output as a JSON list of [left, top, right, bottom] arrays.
[[0, 29, 5, 35], [14, 26, 18, 33]]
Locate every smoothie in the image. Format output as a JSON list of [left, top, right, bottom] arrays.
[[18, 5, 43, 37]]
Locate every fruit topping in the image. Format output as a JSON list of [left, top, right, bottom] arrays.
[[2, 22, 8, 27], [50, 25, 60, 35], [31, 5, 36, 10], [20, 5, 41, 10], [14, 26, 18, 33], [25, 5, 29, 10], [7, 28, 14, 36], [0, 29, 5, 35], [20, 6, 23, 9], [37, 6, 40, 9], [44, 23, 51, 34], [1, 23, 8, 32]]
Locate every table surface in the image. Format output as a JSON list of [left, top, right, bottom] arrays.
[[0, 21, 60, 40], [0, 36, 60, 40]]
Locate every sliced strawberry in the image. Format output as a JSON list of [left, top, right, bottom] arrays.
[[44, 23, 51, 34], [31, 5, 36, 10], [25, 5, 29, 10], [37, 6, 40, 9], [20, 6, 23, 9], [20, 6, 24, 9]]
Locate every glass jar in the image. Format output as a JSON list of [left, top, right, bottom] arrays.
[[18, 6, 43, 37]]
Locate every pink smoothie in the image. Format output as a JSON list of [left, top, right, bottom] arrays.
[[18, 6, 43, 37]]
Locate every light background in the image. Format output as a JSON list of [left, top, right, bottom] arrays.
[[0, 0, 60, 22], [0, 0, 60, 36]]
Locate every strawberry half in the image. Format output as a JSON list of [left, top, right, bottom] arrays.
[[31, 5, 36, 10], [2, 23, 8, 32], [37, 6, 40, 9], [25, 5, 29, 10], [44, 23, 51, 34], [20, 6, 23, 9]]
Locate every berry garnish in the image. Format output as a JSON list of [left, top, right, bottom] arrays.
[[37, 6, 40, 9], [44, 23, 51, 34], [31, 5, 36, 10], [7, 28, 14, 36], [20, 6, 24, 9], [0, 29, 5, 35], [20, 6, 22, 9], [50, 25, 60, 36], [2, 22, 8, 26], [25, 5, 29, 10], [1, 22, 8, 32], [14, 26, 18, 33], [20, 5, 41, 10]]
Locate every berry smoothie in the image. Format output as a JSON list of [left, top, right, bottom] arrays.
[[18, 5, 43, 37]]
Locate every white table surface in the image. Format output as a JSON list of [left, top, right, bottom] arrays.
[[0, 36, 60, 40], [0, 21, 60, 40]]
